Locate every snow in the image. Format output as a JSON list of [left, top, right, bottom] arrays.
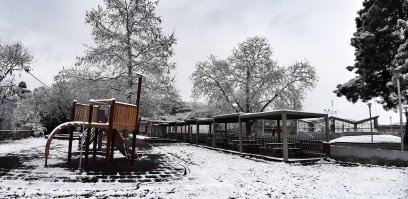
[[330, 134, 401, 143], [1, 138, 408, 198], [0, 137, 45, 155], [136, 135, 148, 139]]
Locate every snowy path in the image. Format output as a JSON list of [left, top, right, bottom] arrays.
[[0, 138, 407, 198]]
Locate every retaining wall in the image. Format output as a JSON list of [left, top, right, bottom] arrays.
[[330, 145, 408, 167], [0, 130, 33, 140]]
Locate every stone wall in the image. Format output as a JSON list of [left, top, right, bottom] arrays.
[[330, 145, 408, 167]]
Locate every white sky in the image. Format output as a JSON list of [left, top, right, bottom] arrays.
[[0, 0, 402, 124]]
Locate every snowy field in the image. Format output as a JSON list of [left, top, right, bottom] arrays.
[[0, 137, 408, 198]]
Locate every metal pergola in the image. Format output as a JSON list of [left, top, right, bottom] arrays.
[[152, 110, 328, 162], [213, 110, 328, 162]]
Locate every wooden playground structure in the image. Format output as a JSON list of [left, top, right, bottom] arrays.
[[45, 76, 143, 166]]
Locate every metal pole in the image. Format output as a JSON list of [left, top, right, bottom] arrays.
[[397, 77, 404, 151], [390, 116, 393, 134]]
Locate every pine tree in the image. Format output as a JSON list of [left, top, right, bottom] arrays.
[[335, 0, 408, 109]]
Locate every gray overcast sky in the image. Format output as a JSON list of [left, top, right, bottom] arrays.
[[0, 0, 400, 124]]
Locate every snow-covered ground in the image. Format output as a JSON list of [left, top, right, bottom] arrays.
[[0, 138, 408, 198], [330, 134, 401, 143], [0, 137, 45, 154]]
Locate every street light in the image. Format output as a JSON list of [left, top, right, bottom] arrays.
[[367, 102, 373, 143], [404, 106, 408, 146], [390, 116, 393, 134], [394, 68, 404, 151]]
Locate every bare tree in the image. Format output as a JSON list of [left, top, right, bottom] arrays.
[[76, 0, 177, 103], [191, 36, 318, 136], [0, 41, 33, 100]]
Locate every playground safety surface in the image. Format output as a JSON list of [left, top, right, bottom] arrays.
[[0, 139, 187, 187]]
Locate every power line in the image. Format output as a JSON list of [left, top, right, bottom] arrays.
[[26, 71, 51, 89]]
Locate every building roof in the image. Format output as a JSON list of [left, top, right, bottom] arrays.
[[240, 110, 327, 121], [196, 118, 213, 125], [150, 110, 327, 125]]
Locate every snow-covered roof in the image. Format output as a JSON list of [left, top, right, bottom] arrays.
[[330, 135, 401, 143]]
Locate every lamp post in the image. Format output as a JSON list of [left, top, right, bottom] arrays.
[[404, 106, 408, 146], [367, 102, 373, 143], [390, 116, 393, 134], [394, 69, 404, 151]]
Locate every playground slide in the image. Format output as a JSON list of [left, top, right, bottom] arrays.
[[45, 121, 86, 161], [113, 133, 139, 160]]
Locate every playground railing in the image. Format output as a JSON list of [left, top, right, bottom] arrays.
[[111, 102, 138, 131], [73, 99, 139, 131], [73, 103, 99, 123]]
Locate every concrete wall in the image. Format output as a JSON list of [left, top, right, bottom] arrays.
[[0, 130, 33, 140], [377, 125, 403, 136], [330, 145, 408, 167]]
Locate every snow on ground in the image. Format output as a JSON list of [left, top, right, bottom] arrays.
[[0, 138, 408, 198], [330, 134, 401, 143], [155, 144, 408, 198], [0, 137, 46, 155]]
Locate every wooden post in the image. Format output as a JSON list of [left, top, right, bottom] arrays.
[[175, 123, 178, 141], [97, 130, 102, 150], [277, 120, 281, 140], [183, 124, 187, 142], [196, 123, 199, 145], [68, 100, 77, 163], [68, 128, 74, 162], [282, 113, 288, 162], [188, 124, 192, 143], [132, 76, 142, 162], [238, 114, 243, 153], [325, 116, 330, 142], [208, 123, 211, 145], [224, 123, 228, 146], [110, 129, 116, 161], [179, 124, 182, 141], [85, 105, 93, 166], [92, 128, 99, 159], [212, 119, 216, 147], [106, 100, 116, 161]]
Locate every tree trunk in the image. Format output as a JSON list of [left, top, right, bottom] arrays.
[[126, 32, 133, 102]]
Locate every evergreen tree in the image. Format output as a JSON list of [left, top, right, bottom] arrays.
[[335, 0, 408, 109]]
